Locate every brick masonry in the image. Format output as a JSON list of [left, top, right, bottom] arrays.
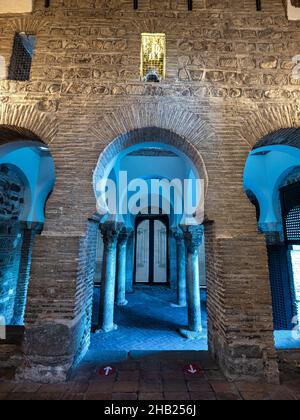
[[0, 0, 299, 382]]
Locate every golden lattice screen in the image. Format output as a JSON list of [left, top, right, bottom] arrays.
[[141, 33, 166, 81]]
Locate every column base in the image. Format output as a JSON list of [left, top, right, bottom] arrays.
[[170, 302, 187, 308], [116, 300, 128, 307], [179, 327, 203, 340], [98, 324, 118, 334], [126, 288, 134, 294]]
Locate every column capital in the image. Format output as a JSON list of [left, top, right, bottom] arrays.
[[171, 227, 184, 243], [265, 231, 285, 245], [118, 226, 134, 245], [100, 222, 122, 247], [180, 224, 204, 253], [19, 221, 43, 234]]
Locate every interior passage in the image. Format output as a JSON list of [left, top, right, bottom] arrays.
[[90, 287, 207, 360]]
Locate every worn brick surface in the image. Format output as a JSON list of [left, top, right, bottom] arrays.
[[0, 354, 299, 400]]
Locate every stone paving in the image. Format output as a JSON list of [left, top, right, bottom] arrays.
[[91, 286, 208, 360], [1, 287, 299, 401], [0, 352, 300, 400]]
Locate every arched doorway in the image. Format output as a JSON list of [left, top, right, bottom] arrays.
[[244, 128, 300, 350], [0, 128, 55, 331], [88, 128, 208, 359]]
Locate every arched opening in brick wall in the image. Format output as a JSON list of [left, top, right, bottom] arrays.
[[0, 127, 55, 331], [244, 128, 300, 351], [78, 127, 210, 366]]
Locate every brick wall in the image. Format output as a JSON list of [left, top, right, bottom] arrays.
[[73, 218, 98, 366], [0, 0, 299, 381]]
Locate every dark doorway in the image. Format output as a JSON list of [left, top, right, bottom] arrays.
[[134, 215, 170, 285]]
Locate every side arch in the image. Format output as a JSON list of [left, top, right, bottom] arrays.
[[244, 128, 300, 235]]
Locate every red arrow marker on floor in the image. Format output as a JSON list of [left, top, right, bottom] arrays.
[[183, 363, 203, 376], [188, 364, 197, 374], [99, 366, 117, 377]]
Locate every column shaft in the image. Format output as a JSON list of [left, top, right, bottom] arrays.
[[177, 238, 187, 307], [12, 228, 36, 325], [180, 225, 204, 339], [98, 223, 120, 333], [126, 232, 135, 293], [186, 247, 202, 332], [172, 228, 187, 307], [0, 223, 23, 325], [116, 229, 130, 306]]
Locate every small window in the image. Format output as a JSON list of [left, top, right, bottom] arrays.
[[288, 0, 300, 20], [141, 33, 166, 82], [8, 33, 36, 81]]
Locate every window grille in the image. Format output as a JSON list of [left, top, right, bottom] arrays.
[[285, 206, 300, 243], [281, 181, 300, 245], [8, 33, 36, 81], [267, 245, 294, 330]]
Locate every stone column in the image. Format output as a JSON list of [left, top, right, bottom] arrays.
[[168, 229, 178, 290], [0, 223, 23, 325], [98, 222, 120, 333], [173, 228, 187, 307], [116, 227, 131, 307], [126, 230, 135, 293], [180, 225, 204, 339], [12, 224, 40, 326]]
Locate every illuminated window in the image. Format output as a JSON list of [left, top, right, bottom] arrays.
[[290, 245, 300, 328], [141, 33, 166, 82]]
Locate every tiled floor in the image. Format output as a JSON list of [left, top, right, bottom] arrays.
[[0, 352, 300, 400], [90, 286, 208, 361]]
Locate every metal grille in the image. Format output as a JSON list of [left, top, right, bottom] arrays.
[[8, 33, 35, 81], [281, 181, 300, 245], [267, 245, 294, 330], [286, 206, 300, 242]]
